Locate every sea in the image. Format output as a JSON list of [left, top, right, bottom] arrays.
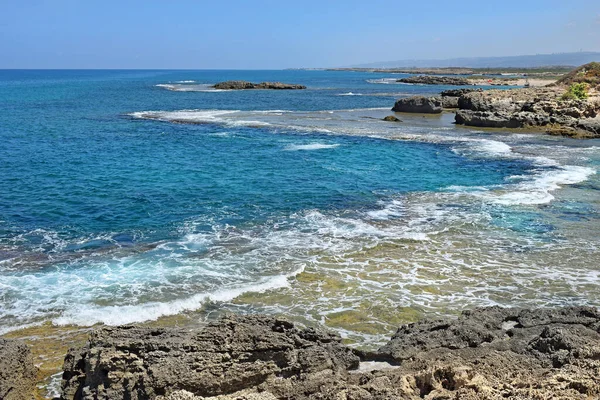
[[1, 69, 599, 351]]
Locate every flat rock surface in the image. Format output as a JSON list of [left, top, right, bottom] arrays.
[[60, 307, 600, 400], [397, 76, 471, 86], [0, 338, 37, 400]]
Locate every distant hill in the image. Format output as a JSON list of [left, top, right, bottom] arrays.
[[350, 52, 600, 69], [555, 62, 600, 88]]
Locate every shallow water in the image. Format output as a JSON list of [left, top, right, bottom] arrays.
[[1, 70, 599, 351]]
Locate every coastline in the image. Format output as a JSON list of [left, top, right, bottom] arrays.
[[1, 69, 600, 399]]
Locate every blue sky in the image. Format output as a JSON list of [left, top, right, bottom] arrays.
[[1, 0, 599, 69]]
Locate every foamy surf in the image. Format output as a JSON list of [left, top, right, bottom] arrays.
[[485, 165, 596, 205], [52, 269, 302, 326], [284, 143, 340, 151]]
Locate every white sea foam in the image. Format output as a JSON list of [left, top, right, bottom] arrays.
[[366, 78, 399, 84], [337, 92, 363, 96], [155, 83, 227, 92], [366, 199, 404, 220], [284, 143, 340, 151], [53, 273, 292, 326], [52, 269, 302, 326], [486, 165, 596, 205]]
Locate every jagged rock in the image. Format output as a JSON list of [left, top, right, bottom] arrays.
[[0, 338, 37, 400], [441, 96, 459, 108], [397, 76, 471, 86], [382, 115, 401, 122], [60, 307, 600, 400], [440, 88, 483, 108], [213, 81, 306, 90], [60, 315, 358, 400], [454, 88, 600, 137], [392, 96, 443, 114]]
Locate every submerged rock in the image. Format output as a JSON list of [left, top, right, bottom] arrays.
[[392, 96, 443, 114], [0, 338, 37, 400], [398, 75, 471, 86], [213, 81, 306, 90], [382, 115, 401, 122]]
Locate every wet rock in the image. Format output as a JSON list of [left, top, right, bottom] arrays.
[[213, 81, 306, 90], [382, 115, 401, 122], [397, 76, 471, 86], [392, 96, 443, 114], [0, 338, 37, 400]]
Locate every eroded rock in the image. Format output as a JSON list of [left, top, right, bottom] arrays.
[[60, 307, 600, 399], [0, 338, 37, 400], [392, 96, 443, 114], [454, 87, 600, 137]]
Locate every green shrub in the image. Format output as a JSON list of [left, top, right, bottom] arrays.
[[561, 83, 589, 101]]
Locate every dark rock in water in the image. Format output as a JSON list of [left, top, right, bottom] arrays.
[[213, 80, 306, 90], [392, 96, 443, 114], [440, 88, 482, 97], [383, 115, 401, 122], [59, 307, 600, 399], [398, 75, 471, 86], [0, 339, 37, 400]]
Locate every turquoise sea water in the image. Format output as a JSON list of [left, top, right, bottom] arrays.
[[1, 70, 599, 340]]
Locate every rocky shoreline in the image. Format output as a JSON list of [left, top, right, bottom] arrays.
[[397, 76, 471, 86], [454, 88, 600, 137], [391, 87, 600, 138], [2, 307, 600, 399], [213, 81, 306, 90]]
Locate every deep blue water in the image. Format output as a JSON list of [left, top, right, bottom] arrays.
[[0, 69, 598, 332]]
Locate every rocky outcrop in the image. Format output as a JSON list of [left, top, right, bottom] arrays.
[[397, 76, 471, 86], [213, 81, 306, 90], [382, 115, 401, 122], [59, 307, 600, 400], [392, 96, 443, 113], [0, 339, 37, 400], [60, 315, 358, 400], [454, 87, 600, 137]]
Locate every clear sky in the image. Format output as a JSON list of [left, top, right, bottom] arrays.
[[1, 0, 599, 69]]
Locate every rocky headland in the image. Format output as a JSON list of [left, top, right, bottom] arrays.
[[454, 87, 600, 137], [213, 81, 306, 90], [3, 307, 600, 399]]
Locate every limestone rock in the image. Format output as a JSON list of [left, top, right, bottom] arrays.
[[392, 96, 443, 114], [0, 338, 37, 400]]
